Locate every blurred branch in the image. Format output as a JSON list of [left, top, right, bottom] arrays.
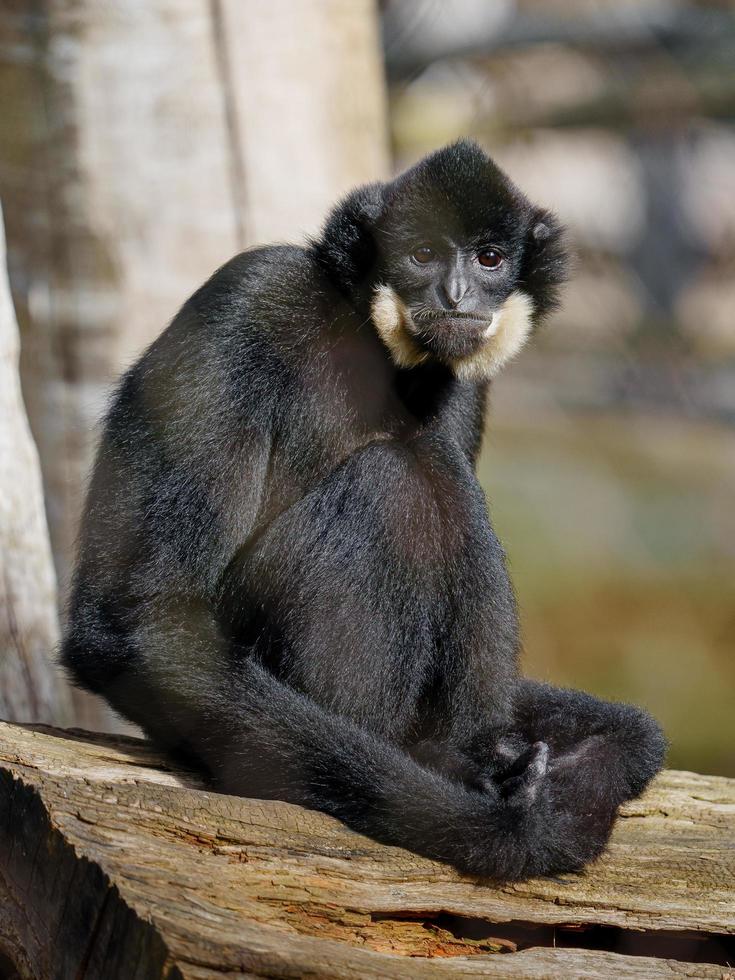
[[383, 1, 735, 79]]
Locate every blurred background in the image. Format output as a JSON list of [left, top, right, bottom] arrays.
[[0, 0, 732, 775]]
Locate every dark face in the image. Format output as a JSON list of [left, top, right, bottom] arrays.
[[372, 143, 544, 370], [312, 139, 568, 381], [384, 232, 520, 362]]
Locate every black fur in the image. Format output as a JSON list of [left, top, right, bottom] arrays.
[[63, 141, 665, 880]]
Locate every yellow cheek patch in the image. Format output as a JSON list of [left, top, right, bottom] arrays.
[[370, 284, 428, 369], [449, 290, 535, 382], [371, 285, 535, 382]]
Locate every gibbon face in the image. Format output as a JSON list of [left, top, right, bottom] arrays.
[[368, 141, 567, 381]]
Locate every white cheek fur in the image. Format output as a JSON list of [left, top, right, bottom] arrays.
[[370, 285, 535, 382], [451, 290, 535, 381], [370, 284, 428, 369]]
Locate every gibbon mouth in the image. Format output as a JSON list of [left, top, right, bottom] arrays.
[[413, 310, 496, 338]]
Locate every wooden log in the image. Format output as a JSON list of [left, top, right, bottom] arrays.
[[0, 720, 733, 978]]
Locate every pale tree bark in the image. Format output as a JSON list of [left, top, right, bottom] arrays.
[[0, 1, 388, 730], [0, 0, 245, 609], [0, 205, 72, 726], [215, 0, 390, 244]]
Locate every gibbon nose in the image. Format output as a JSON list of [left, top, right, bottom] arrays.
[[442, 271, 469, 309]]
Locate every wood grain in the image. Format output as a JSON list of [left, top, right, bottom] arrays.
[[0, 721, 733, 978]]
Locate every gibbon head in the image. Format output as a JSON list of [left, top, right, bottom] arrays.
[[313, 139, 569, 381]]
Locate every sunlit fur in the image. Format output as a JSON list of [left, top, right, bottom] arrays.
[[371, 284, 535, 381]]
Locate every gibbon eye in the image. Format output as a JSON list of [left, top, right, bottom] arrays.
[[478, 248, 504, 270], [412, 245, 435, 264]]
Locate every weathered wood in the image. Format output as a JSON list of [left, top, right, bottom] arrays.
[[0, 722, 733, 978]]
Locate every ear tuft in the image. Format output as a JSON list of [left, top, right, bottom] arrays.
[[360, 198, 383, 224], [309, 183, 385, 295], [520, 208, 570, 322]]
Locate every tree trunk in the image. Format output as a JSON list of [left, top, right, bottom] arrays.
[[214, 0, 389, 245], [0, 720, 733, 978], [0, 206, 72, 726], [0, 0, 388, 730]]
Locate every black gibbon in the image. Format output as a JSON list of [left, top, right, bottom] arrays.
[[63, 140, 665, 880]]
